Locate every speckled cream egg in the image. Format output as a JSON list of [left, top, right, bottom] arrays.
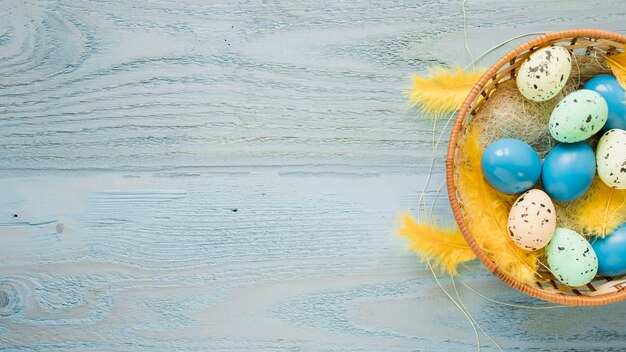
[[507, 189, 556, 250], [516, 46, 572, 102], [549, 89, 608, 143], [596, 128, 626, 189], [547, 228, 598, 287]]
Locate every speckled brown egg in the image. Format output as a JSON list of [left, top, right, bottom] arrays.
[[507, 189, 556, 250], [516, 46, 572, 102]]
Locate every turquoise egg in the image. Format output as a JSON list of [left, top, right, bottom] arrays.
[[481, 138, 541, 194], [549, 89, 608, 143], [541, 142, 596, 201], [547, 228, 598, 287], [591, 223, 626, 277]]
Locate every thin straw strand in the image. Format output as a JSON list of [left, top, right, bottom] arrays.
[[427, 262, 481, 351], [452, 276, 504, 352], [460, 280, 569, 310]]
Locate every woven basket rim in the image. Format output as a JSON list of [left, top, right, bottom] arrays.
[[446, 29, 626, 306]]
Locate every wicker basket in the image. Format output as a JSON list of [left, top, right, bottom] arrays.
[[447, 29, 626, 306]]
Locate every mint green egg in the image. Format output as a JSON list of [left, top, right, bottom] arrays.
[[546, 228, 598, 286], [549, 90, 608, 143]]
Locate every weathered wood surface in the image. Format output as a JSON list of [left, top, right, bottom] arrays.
[[1, 1, 626, 351]]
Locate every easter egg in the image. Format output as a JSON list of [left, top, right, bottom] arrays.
[[516, 46, 572, 102], [541, 142, 596, 201], [596, 129, 626, 189], [507, 189, 556, 250], [583, 75, 626, 132], [481, 138, 541, 194], [591, 223, 626, 277], [547, 227, 598, 287], [549, 89, 608, 143]]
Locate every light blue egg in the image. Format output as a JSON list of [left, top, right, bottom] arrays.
[[591, 223, 626, 277], [481, 138, 541, 194], [583, 75, 626, 132], [541, 142, 596, 201]]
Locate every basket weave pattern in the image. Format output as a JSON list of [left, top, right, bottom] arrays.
[[446, 29, 626, 306]]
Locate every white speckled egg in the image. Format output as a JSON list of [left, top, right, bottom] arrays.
[[596, 128, 626, 189], [507, 189, 556, 250], [516, 46, 572, 102], [549, 89, 608, 143], [547, 228, 598, 287]]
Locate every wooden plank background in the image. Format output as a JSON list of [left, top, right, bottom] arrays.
[[1, 1, 626, 351]]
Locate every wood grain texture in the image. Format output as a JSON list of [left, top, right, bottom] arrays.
[[1, 1, 626, 351]]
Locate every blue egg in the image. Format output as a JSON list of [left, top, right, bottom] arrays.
[[481, 138, 541, 194], [583, 75, 626, 132], [591, 223, 626, 277], [541, 142, 595, 201]]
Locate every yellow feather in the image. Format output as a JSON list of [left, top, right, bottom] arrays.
[[604, 47, 626, 90], [456, 127, 541, 285], [556, 178, 626, 237], [409, 66, 485, 117], [398, 213, 476, 275]]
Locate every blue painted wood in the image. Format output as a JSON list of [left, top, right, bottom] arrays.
[[1, 1, 626, 351]]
